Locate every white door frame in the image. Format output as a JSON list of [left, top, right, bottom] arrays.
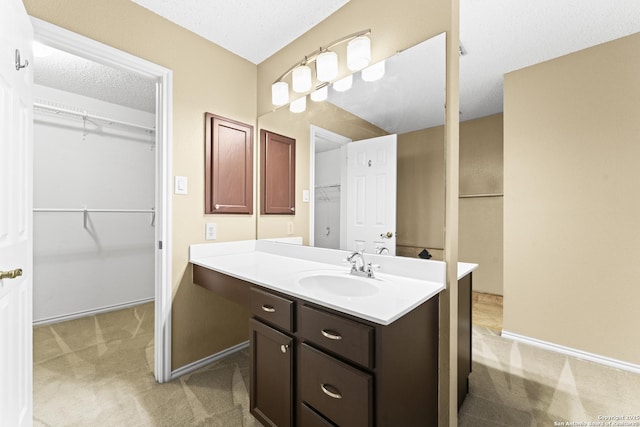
[[31, 18, 173, 383], [309, 125, 351, 247]]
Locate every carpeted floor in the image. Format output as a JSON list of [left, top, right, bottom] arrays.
[[34, 303, 640, 426], [33, 303, 260, 427], [459, 327, 640, 426]]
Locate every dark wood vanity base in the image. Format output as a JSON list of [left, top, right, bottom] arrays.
[[193, 263, 472, 426]]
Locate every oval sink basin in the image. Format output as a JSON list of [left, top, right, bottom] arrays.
[[297, 272, 379, 297]]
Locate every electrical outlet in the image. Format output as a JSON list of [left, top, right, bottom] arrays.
[[287, 222, 294, 235], [205, 223, 217, 240], [302, 189, 310, 202]]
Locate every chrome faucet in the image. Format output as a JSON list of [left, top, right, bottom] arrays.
[[347, 250, 375, 278], [376, 246, 389, 255]]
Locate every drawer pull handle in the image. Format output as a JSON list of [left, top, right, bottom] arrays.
[[321, 329, 342, 340], [321, 383, 342, 399], [261, 305, 276, 313]]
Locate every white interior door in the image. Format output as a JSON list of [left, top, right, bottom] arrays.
[[345, 134, 397, 255], [0, 0, 33, 425]]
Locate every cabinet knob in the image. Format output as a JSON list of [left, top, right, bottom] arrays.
[[280, 344, 289, 353]]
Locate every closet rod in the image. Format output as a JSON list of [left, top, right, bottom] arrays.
[[33, 102, 156, 133]]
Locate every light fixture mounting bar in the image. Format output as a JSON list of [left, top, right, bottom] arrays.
[[272, 29, 371, 84]]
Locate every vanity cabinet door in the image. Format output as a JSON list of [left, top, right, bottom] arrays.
[[260, 129, 296, 215], [250, 318, 293, 427]]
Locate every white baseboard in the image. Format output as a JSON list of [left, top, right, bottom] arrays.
[[501, 330, 640, 375], [171, 341, 250, 380], [33, 297, 155, 326]]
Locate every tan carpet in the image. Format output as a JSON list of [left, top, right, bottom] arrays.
[[459, 327, 640, 426], [33, 303, 260, 427], [34, 303, 640, 426]]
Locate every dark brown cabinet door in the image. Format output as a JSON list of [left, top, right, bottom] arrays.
[[205, 113, 253, 214], [260, 130, 295, 214], [250, 318, 293, 427]]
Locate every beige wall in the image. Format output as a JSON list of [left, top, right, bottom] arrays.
[[504, 33, 640, 365], [459, 114, 503, 295], [397, 127, 445, 259], [24, 0, 256, 369], [397, 114, 504, 295]]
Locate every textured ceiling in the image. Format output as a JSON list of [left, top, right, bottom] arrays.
[[128, 0, 350, 64], [34, 0, 640, 124], [33, 46, 156, 113], [459, 0, 640, 122]]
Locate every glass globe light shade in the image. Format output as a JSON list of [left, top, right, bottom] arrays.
[[332, 75, 353, 92], [292, 64, 312, 93], [271, 81, 289, 106], [347, 35, 371, 71], [289, 96, 307, 113], [310, 86, 328, 102], [316, 51, 338, 82], [361, 60, 386, 82]]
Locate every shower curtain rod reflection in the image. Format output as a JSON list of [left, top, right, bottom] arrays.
[[33, 207, 156, 227], [33, 101, 156, 133]]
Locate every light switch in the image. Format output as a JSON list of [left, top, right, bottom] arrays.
[[302, 189, 310, 203], [175, 176, 188, 195], [287, 222, 294, 235], [205, 223, 217, 240]]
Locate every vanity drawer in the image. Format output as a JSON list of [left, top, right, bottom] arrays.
[[298, 304, 374, 369], [299, 344, 373, 427], [250, 287, 294, 332], [300, 403, 336, 427]]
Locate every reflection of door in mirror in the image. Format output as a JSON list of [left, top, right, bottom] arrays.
[[345, 135, 397, 255]]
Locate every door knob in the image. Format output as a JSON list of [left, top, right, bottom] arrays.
[[0, 268, 23, 280], [380, 232, 394, 239]]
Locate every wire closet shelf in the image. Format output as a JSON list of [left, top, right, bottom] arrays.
[[33, 207, 156, 227], [33, 99, 156, 134]]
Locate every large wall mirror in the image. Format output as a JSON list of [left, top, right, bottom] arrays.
[[256, 32, 447, 260]]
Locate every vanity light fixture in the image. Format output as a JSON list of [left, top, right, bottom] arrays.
[[310, 85, 328, 102], [361, 60, 385, 82], [289, 96, 306, 113], [333, 74, 353, 92], [271, 29, 371, 106]]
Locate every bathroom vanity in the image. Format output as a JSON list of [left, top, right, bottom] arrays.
[[190, 240, 476, 427]]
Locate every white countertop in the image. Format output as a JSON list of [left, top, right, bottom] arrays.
[[190, 240, 477, 326]]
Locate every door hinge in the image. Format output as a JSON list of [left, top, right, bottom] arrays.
[[158, 240, 163, 250]]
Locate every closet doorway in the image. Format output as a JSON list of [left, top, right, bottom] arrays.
[[309, 126, 351, 249], [32, 19, 173, 383]]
